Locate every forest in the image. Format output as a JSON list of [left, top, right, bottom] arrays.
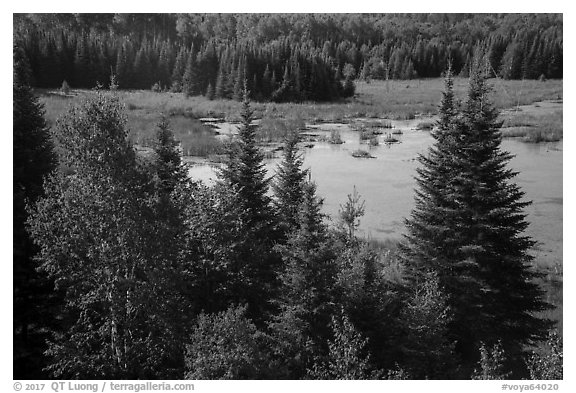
[[14, 13, 562, 102], [13, 13, 562, 382]]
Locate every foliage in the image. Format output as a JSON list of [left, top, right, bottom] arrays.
[[216, 87, 279, 321], [15, 14, 561, 106], [269, 181, 338, 378], [13, 42, 58, 379], [471, 342, 511, 380], [328, 130, 344, 144], [272, 131, 308, 234], [400, 64, 551, 376], [153, 115, 188, 194], [338, 186, 366, 240], [28, 92, 191, 379], [185, 305, 271, 379], [308, 311, 378, 379], [60, 80, 70, 94], [526, 330, 563, 380], [399, 272, 457, 379]]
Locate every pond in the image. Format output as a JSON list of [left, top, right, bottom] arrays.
[[189, 108, 563, 268]]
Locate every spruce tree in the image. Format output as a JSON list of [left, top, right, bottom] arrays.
[[401, 64, 550, 375], [270, 181, 337, 378], [217, 84, 278, 321], [153, 115, 187, 195], [272, 131, 308, 234], [170, 46, 187, 92], [182, 51, 200, 97]]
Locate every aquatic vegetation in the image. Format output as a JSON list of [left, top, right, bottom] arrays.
[[328, 130, 344, 144], [415, 121, 435, 131], [351, 149, 375, 158]]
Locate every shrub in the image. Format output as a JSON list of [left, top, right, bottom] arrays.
[[471, 342, 511, 380], [185, 305, 271, 380], [151, 82, 162, 93], [415, 121, 434, 131], [328, 130, 344, 144], [60, 80, 70, 95], [526, 330, 562, 380]]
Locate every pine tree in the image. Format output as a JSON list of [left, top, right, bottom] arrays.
[[272, 131, 308, 234], [400, 64, 550, 375], [13, 43, 58, 379]]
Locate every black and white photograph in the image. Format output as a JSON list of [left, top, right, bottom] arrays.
[[11, 8, 565, 387]]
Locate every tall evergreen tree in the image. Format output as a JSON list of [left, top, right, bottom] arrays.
[[272, 131, 308, 234], [153, 115, 187, 195], [217, 84, 278, 322], [182, 51, 200, 97], [400, 64, 550, 376], [269, 180, 337, 378], [13, 43, 58, 379]]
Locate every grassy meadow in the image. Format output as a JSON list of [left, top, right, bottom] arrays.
[[39, 77, 563, 155]]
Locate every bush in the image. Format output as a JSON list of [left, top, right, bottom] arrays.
[[60, 80, 70, 95], [328, 130, 344, 144], [526, 330, 562, 380], [151, 82, 162, 93], [415, 121, 434, 131], [471, 342, 511, 380], [307, 312, 379, 379], [185, 305, 271, 380]]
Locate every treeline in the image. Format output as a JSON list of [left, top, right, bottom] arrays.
[[15, 42, 562, 379], [14, 14, 562, 102]]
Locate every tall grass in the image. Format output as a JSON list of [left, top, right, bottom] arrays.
[[38, 78, 562, 129], [500, 110, 562, 142]]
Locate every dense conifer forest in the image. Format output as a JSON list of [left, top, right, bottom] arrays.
[[13, 13, 562, 381], [14, 13, 562, 102]]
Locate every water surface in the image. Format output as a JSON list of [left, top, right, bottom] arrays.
[[189, 111, 562, 267]]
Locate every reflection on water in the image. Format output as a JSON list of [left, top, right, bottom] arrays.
[[188, 118, 562, 265]]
